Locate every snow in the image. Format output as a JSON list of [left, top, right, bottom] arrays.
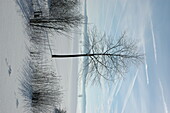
[[0, 0, 80, 113], [0, 0, 28, 113]]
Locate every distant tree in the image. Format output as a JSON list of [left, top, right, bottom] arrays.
[[29, 0, 83, 33], [52, 27, 143, 85], [16, 0, 64, 112], [19, 15, 63, 113], [19, 59, 63, 113]]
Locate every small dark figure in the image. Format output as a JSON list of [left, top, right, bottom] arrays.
[[16, 99, 19, 108], [5, 58, 12, 76]]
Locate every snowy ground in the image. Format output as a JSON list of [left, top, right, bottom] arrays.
[[0, 0, 80, 113], [0, 0, 27, 113], [51, 30, 80, 113]]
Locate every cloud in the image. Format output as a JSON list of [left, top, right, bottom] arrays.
[[159, 79, 169, 113], [150, 16, 157, 64], [113, 0, 128, 38], [145, 60, 149, 85], [98, 79, 123, 113], [108, 0, 118, 34], [105, 81, 119, 113], [120, 69, 139, 113], [103, 1, 113, 31], [115, 78, 123, 96], [143, 40, 149, 85]]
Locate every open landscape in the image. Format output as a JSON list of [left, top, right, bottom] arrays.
[[0, 0, 170, 113]]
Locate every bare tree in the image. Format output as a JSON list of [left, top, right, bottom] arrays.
[[52, 27, 143, 85], [16, 0, 83, 33], [19, 8, 63, 113], [29, 0, 83, 32], [19, 58, 63, 113], [16, 0, 64, 112]]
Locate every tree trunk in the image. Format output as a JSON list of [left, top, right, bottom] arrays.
[[52, 53, 112, 58]]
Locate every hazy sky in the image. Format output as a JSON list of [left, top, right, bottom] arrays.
[[83, 0, 170, 113]]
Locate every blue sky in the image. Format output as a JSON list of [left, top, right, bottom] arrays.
[[81, 0, 170, 113]]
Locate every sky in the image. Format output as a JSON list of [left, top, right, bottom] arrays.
[[77, 0, 170, 113]]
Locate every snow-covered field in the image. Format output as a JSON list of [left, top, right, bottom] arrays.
[[0, 0, 80, 113], [0, 1, 27, 113], [52, 30, 80, 113]]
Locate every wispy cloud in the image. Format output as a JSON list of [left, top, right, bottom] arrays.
[[108, 0, 118, 34], [99, 79, 123, 113], [106, 81, 119, 113], [121, 69, 139, 113], [103, 0, 112, 32], [115, 78, 123, 96], [150, 16, 157, 64], [145, 59, 149, 85], [113, 0, 128, 38], [159, 79, 169, 113], [143, 40, 149, 85]]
